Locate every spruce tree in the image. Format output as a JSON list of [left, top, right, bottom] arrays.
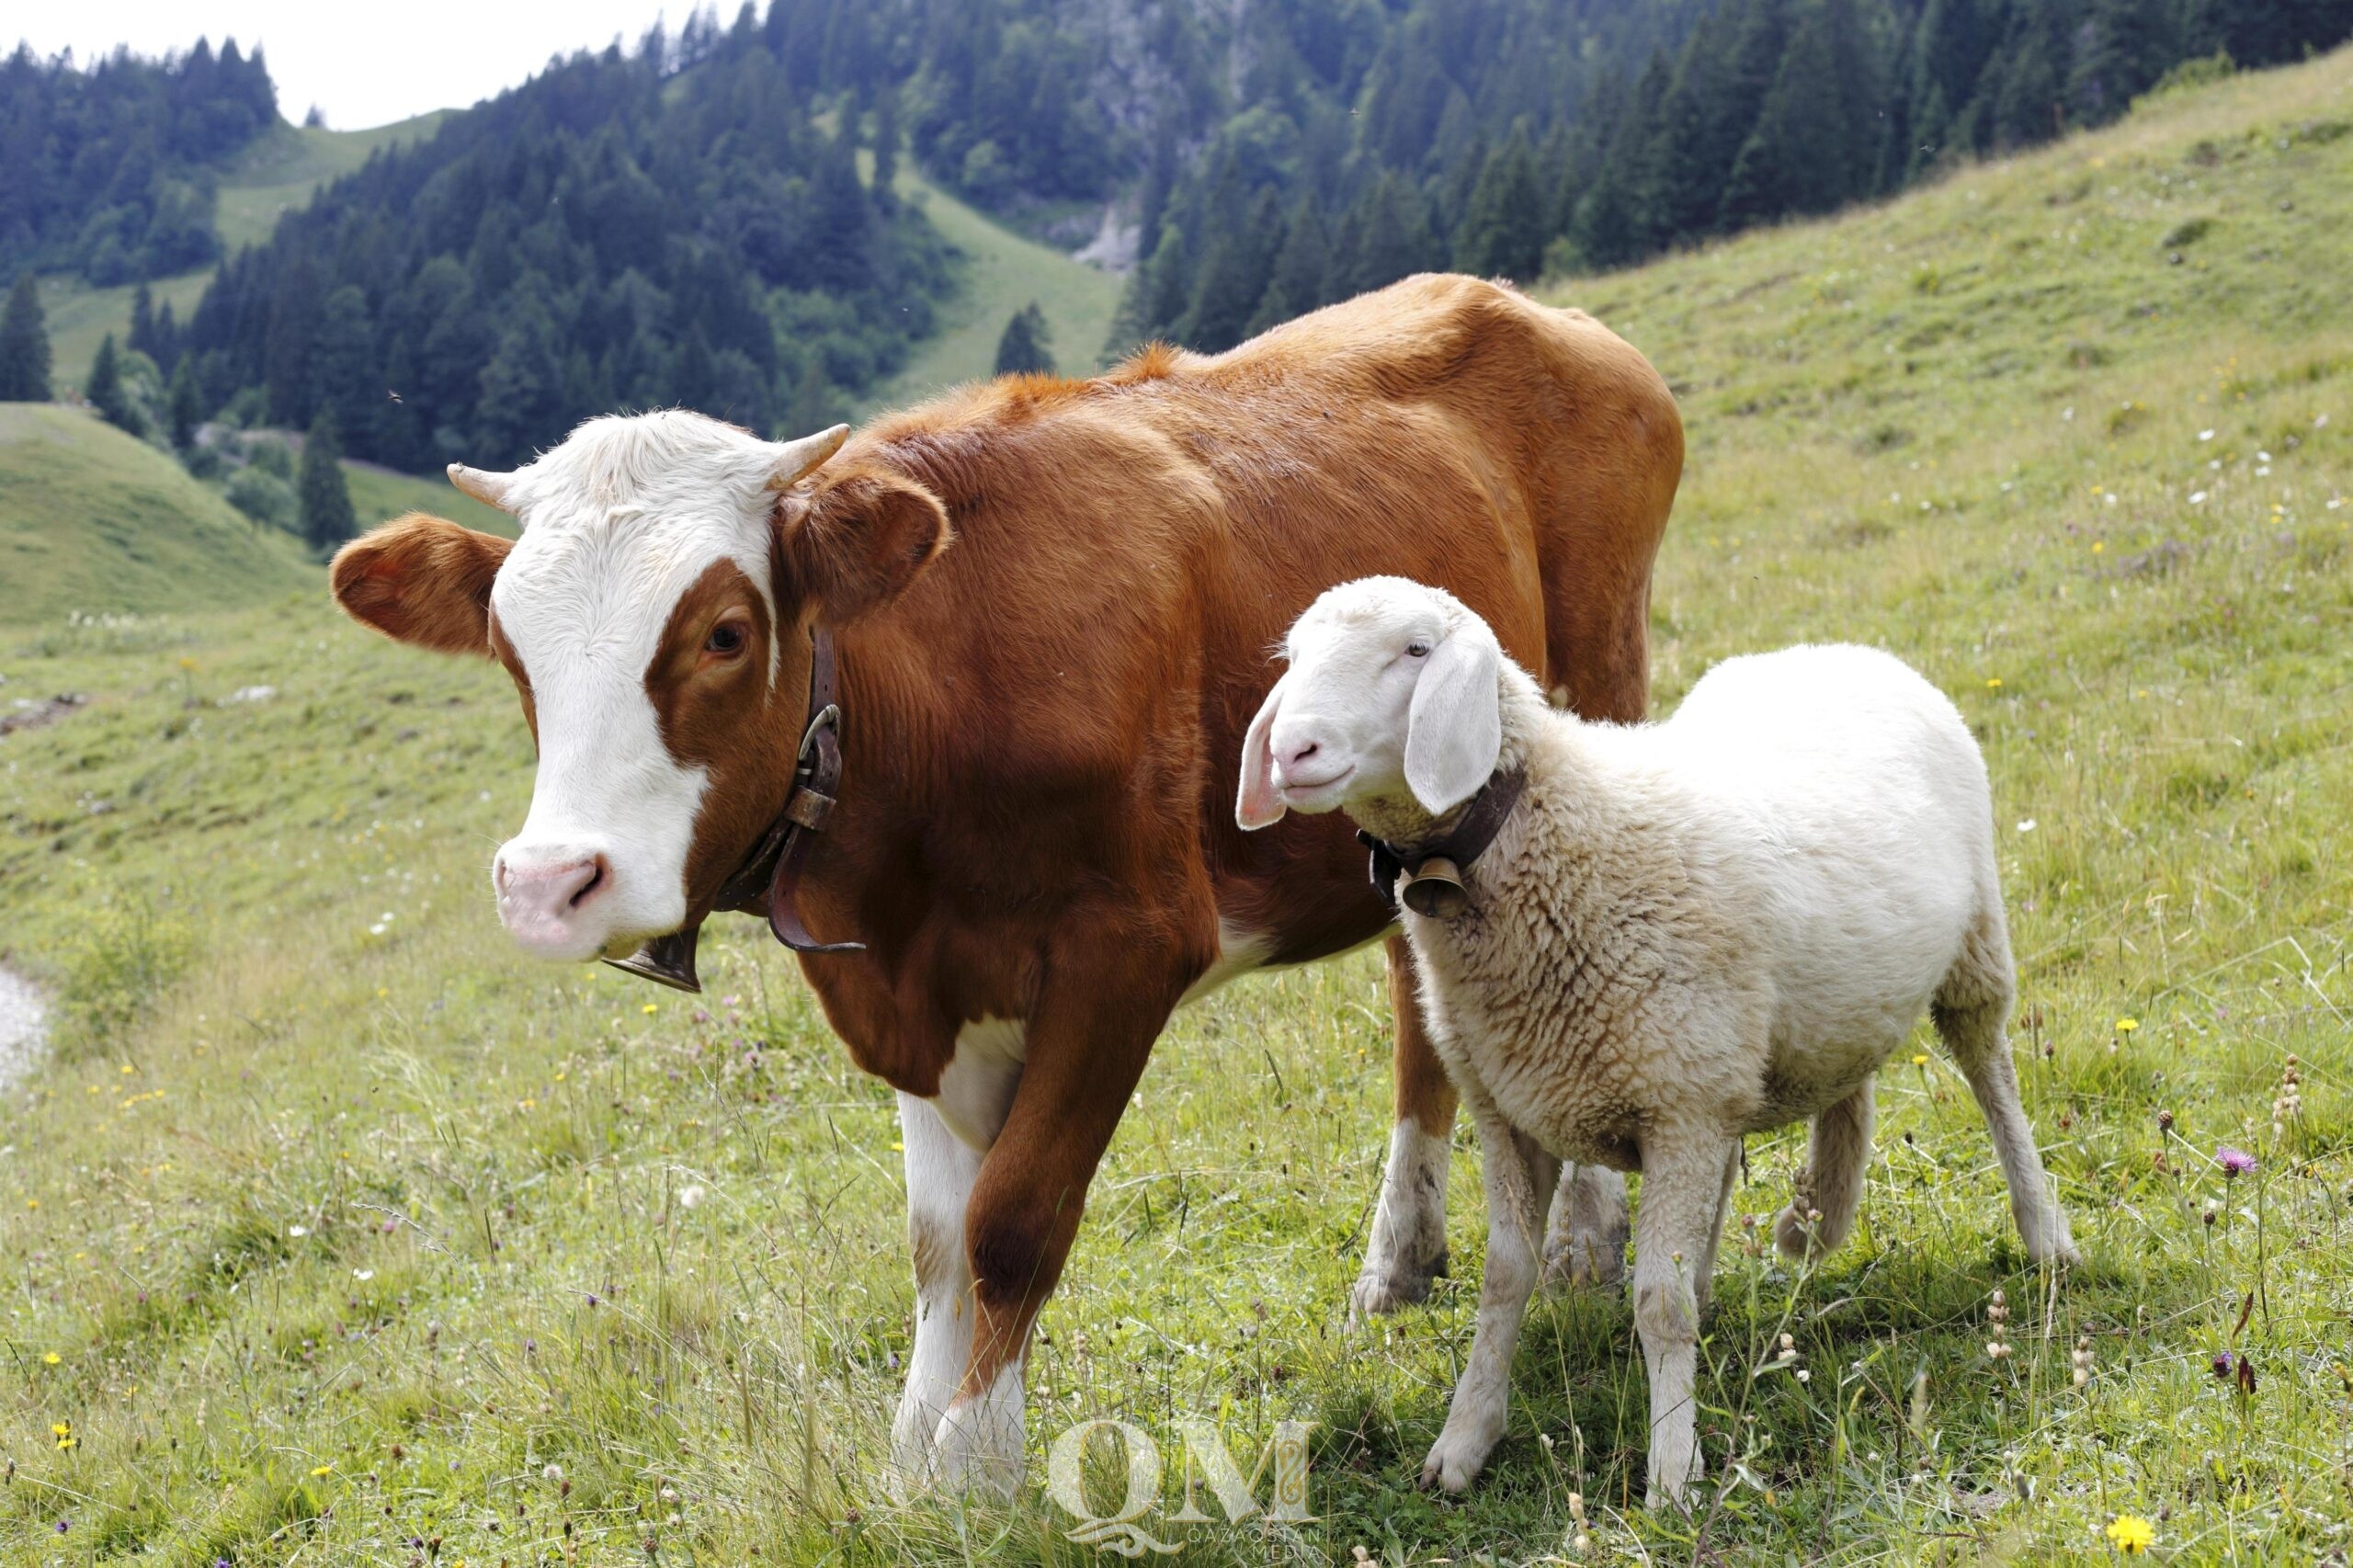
[[167, 358, 202, 450], [88, 334, 141, 433], [1246, 198, 1333, 337], [993, 302, 1056, 375], [0, 272, 51, 401], [129, 281, 157, 360], [1454, 130, 1547, 282], [299, 411, 358, 552]]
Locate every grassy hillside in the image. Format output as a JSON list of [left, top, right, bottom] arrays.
[[868, 165, 1124, 409], [344, 460, 517, 540], [39, 115, 449, 397], [0, 51, 2347, 1567], [0, 407, 313, 626]]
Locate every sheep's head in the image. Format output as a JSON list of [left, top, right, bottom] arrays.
[[1236, 576, 1505, 831]]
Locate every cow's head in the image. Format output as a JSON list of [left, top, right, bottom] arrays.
[[331, 410, 950, 962]]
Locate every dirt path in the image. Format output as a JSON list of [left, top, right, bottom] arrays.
[[0, 966, 46, 1091]]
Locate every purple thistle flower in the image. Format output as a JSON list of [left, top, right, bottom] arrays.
[[2218, 1146, 2257, 1177]]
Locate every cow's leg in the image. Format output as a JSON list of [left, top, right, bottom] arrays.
[[927, 922, 1179, 1496], [1353, 934, 1458, 1319], [888, 1092, 984, 1491], [1544, 1163, 1630, 1288]]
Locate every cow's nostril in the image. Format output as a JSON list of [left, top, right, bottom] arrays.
[[569, 855, 611, 911]]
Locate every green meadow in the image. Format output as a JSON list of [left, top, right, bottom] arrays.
[[0, 50, 2348, 1567]]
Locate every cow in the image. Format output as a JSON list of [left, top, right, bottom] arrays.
[[329, 273, 1682, 1494]]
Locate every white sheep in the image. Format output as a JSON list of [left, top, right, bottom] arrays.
[[1234, 577, 2077, 1506]]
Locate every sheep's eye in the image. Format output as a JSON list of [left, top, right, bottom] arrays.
[[705, 623, 746, 656], [1404, 640, 1432, 659]]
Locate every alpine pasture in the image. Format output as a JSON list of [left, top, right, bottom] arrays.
[[2, 51, 2350, 1566]]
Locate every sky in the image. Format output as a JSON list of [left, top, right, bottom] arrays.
[[14, 2, 687, 130]]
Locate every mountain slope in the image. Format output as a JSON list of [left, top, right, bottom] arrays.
[[0, 406, 313, 625]]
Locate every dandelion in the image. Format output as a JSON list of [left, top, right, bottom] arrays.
[[2218, 1145, 2256, 1177], [52, 1422, 74, 1450], [2114, 1017, 2138, 1035], [1985, 676, 2003, 688], [1911, 1052, 1929, 1066], [642, 1003, 659, 1016], [2105, 1514, 2155, 1554], [310, 1463, 334, 1477], [42, 1352, 61, 1365]]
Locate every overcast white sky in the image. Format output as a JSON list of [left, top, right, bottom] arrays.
[[14, 2, 689, 130]]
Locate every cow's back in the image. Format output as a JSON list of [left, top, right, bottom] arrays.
[[840, 274, 1679, 967]]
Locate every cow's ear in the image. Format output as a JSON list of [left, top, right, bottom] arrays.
[[780, 464, 952, 625], [331, 513, 513, 656]]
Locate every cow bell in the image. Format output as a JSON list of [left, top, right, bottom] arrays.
[[603, 926, 703, 993], [1398, 858, 1470, 919]]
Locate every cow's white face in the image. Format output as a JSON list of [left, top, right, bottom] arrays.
[[331, 410, 953, 965]]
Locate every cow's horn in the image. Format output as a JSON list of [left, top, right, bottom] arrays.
[[766, 424, 851, 491], [448, 463, 518, 512]]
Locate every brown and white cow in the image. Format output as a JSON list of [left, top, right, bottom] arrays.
[[330, 274, 1681, 1493]]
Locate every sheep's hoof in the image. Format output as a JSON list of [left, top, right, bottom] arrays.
[[1544, 1228, 1627, 1290], [1419, 1425, 1495, 1494], [1773, 1204, 1835, 1262], [1347, 1249, 1448, 1322]]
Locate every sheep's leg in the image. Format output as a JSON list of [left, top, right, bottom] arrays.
[[1934, 909, 2078, 1267], [1421, 1094, 1551, 1493], [1694, 1142, 1740, 1314], [1631, 1131, 1736, 1508], [1543, 1164, 1630, 1290], [1936, 1001, 2079, 1267], [1354, 934, 1458, 1320], [1775, 1078, 1875, 1261]]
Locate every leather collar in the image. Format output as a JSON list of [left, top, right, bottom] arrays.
[[1358, 768, 1527, 919], [604, 625, 865, 992]]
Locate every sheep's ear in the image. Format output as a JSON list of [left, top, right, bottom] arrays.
[[1235, 672, 1290, 830], [1404, 631, 1502, 814]]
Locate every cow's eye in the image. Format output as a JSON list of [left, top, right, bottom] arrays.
[[705, 623, 746, 656]]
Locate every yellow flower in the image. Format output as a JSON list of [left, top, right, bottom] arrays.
[[642, 1003, 659, 1016], [1984, 677, 2003, 689], [43, 1352, 61, 1365], [2115, 1017, 2139, 1033], [1911, 1053, 1929, 1066], [2105, 1514, 2155, 1554], [51, 1423, 70, 1437], [310, 1463, 335, 1476]]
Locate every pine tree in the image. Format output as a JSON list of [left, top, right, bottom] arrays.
[[993, 301, 1057, 375], [1246, 198, 1334, 336], [129, 281, 158, 360], [299, 410, 358, 552], [1454, 130, 1547, 282], [871, 84, 900, 209], [167, 357, 201, 450], [0, 272, 51, 402], [88, 334, 141, 433], [1348, 174, 1444, 297]]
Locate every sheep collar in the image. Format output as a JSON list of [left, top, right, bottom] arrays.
[[1358, 768, 1529, 920], [602, 624, 865, 992]]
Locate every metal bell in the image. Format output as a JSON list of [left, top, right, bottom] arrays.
[[1398, 857, 1470, 919], [602, 926, 703, 992]]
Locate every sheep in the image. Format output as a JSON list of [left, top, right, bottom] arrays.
[[1234, 576, 2078, 1506]]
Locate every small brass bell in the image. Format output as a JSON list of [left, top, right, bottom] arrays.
[[1398, 857, 1470, 919], [602, 926, 703, 992]]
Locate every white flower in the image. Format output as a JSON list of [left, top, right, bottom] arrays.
[[368, 923, 388, 936], [2199, 428, 2215, 441], [542, 1463, 565, 1483], [353, 1268, 374, 1281], [2104, 493, 2118, 506], [2257, 450, 2272, 462], [2189, 492, 2208, 504], [288, 1224, 308, 1237], [677, 1184, 706, 1210], [2017, 819, 2037, 833]]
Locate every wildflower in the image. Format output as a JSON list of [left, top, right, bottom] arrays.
[[2114, 1017, 2138, 1034], [1984, 1290, 2013, 1361], [43, 1352, 60, 1365], [2156, 1108, 2175, 1131], [2106, 1514, 2155, 1554], [288, 1224, 308, 1237], [2199, 429, 2215, 441], [2189, 491, 2208, 504], [677, 1184, 706, 1210], [1911, 1052, 1929, 1066], [2072, 1334, 2093, 1387], [543, 1463, 565, 1483], [2015, 818, 2036, 833], [2272, 1056, 2302, 1140], [353, 1268, 374, 1281], [1568, 1490, 1591, 1555], [53, 1421, 74, 1450], [1985, 676, 2003, 689], [2211, 1350, 2234, 1379], [310, 1463, 334, 1477], [2218, 1145, 2256, 1177], [642, 1003, 659, 1016]]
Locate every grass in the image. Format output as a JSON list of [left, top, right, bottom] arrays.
[[342, 461, 516, 540], [0, 49, 2349, 1566], [0, 406, 312, 625], [867, 165, 1124, 410]]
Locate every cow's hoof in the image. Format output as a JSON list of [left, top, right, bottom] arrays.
[[926, 1379, 1024, 1500], [1348, 1248, 1447, 1323]]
